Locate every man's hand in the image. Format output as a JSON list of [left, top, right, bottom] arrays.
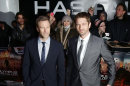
[[107, 84, 111, 86], [49, 13, 55, 25], [88, 7, 94, 16]]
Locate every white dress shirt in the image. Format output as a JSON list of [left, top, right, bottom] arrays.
[[38, 37, 50, 61], [77, 33, 90, 65]]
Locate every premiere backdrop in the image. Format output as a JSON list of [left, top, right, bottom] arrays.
[[19, 0, 130, 23], [0, 0, 130, 82]]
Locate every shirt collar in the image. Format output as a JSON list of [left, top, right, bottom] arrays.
[[78, 32, 90, 43], [38, 36, 50, 45]]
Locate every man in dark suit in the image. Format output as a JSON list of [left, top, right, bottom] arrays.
[[22, 16, 65, 86], [66, 12, 116, 86]]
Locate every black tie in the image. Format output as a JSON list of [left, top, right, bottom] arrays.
[[77, 40, 83, 65], [41, 42, 45, 65]]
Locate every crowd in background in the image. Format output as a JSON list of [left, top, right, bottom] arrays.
[[0, 2, 130, 86], [0, 3, 130, 48]]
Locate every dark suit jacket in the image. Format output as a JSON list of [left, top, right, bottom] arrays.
[[66, 34, 116, 86], [22, 37, 65, 86]]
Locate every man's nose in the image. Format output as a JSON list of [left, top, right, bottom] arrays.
[[79, 25, 83, 29], [44, 28, 46, 32]]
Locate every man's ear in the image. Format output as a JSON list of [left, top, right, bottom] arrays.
[[123, 10, 126, 15], [89, 22, 91, 29]]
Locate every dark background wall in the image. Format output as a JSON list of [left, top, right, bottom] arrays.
[[19, 0, 130, 24]]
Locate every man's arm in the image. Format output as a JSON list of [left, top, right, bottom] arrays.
[[22, 42, 31, 86], [100, 39, 116, 86], [57, 44, 65, 86]]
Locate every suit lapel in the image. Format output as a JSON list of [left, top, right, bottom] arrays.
[[45, 38, 53, 64], [73, 37, 79, 69], [80, 34, 93, 68], [34, 38, 41, 64]]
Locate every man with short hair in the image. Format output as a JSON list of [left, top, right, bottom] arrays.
[[22, 16, 65, 86], [66, 12, 116, 86], [108, 3, 130, 42], [11, 12, 32, 47]]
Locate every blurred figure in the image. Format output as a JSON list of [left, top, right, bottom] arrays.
[[108, 3, 130, 42], [11, 20, 17, 29], [46, 12, 57, 39], [88, 7, 97, 28], [99, 11, 109, 32], [94, 21, 106, 37], [100, 58, 108, 73], [94, 19, 101, 27], [66, 9, 71, 16], [88, 7, 98, 35], [10, 12, 32, 47], [99, 11, 107, 22], [0, 21, 12, 47], [56, 15, 78, 50], [88, 7, 94, 17]]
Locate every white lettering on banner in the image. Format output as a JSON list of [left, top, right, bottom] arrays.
[[34, 1, 130, 15], [34, 1, 49, 14], [125, 1, 130, 15], [94, 4, 103, 15], [0, 70, 18, 76], [71, 1, 84, 15], [53, 1, 67, 15]]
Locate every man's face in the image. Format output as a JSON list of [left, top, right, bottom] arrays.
[[17, 15, 24, 25], [116, 5, 126, 19], [76, 18, 91, 38], [37, 20, 50, 39]]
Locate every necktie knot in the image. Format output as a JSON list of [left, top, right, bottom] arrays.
[[81, 40, 83, 44], [42, 42, 45, 46]]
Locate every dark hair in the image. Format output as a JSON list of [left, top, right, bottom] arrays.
[[36, 16, 50, 27], [99, 11, 107, 21], [15, 12, 25, 20], [97, 21, 105, 29], [75, 12, 91, 24], [116, 3, 127, 12], [116, 3, 127, 19]]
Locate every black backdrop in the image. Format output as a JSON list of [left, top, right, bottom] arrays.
[[19, 0, 130, 24]]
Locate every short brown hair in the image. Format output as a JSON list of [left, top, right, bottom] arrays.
[[36, 16, 50, 27], [74, 12, 91, 24]]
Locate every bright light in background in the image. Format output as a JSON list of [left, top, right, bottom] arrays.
[[0, 0, 19, 26], [0, 0, 19, 13], [6, 0, 9, 11]]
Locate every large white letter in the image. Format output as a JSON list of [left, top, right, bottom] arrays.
[[125, 1, 130, 15], [34, 1, 49, 14], [71, 1, 84, 15], [53, 1, 66, 14]]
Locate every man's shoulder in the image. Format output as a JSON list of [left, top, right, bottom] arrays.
[[26, 37, 37, 45], [68, 35, 103, 42], [69, 36, 78, 41], [91, 34, 104, 42], [51, 38, 63, 47], [91, 34, 101, 39]]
